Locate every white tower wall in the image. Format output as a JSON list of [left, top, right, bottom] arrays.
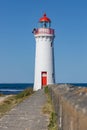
[[34, 33, 55, 90]]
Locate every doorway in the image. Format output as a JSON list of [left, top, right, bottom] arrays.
[[41, 72, 47, 87]]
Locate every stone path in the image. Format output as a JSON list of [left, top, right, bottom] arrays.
[[0, 89, 49, 130]]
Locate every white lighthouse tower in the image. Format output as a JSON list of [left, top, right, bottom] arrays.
[[33, 14, 55, 91]]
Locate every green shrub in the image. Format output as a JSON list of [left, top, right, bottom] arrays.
[[43, 86, 58, 130], [15, 88, 33, 99], [44, 86, 49, 94], [48, 112, 57, 129]]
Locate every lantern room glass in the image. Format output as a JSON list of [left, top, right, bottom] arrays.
[[39, 21, 51, 28]]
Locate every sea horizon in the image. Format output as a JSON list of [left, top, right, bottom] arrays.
[[0, 83, 87, 95], [0, 83, 33, 95]]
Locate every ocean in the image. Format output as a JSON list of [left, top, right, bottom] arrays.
[[0, 83, 87, 95], [0, 83, 33, 95], [70, 83, 87, 87]]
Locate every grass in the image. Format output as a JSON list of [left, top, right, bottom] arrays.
[[0, 88, 34, 117], [43, 86, 58, 130]]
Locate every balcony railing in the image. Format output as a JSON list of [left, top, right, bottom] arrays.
[[33, 28, 54, 35]]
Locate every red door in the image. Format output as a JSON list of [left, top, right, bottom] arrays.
[[41, 72, 47, 87]]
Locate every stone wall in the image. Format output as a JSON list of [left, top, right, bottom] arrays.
[[49, 84, 87, 130]]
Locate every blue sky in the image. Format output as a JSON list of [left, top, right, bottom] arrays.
[[0, 0, 87, 83]]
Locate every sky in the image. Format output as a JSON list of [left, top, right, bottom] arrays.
[[0, 0, 87, 83]]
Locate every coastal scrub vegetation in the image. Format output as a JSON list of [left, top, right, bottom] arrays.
[[0, 88, 34, 118], [43, 86, 58, 130]]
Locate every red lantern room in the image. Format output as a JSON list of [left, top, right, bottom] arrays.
[[39, 13, 51, 28]]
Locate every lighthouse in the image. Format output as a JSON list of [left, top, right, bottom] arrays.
[[33, 14, 55, 91]]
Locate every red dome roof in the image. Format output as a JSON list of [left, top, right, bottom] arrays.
[[39, 13, 51, 22]]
